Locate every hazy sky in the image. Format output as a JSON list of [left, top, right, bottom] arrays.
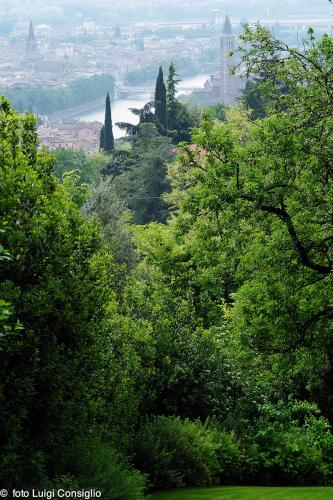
[[1, 0, 332, 26]]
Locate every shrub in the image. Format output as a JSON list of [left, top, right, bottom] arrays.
[[133, 416, 221, 490], [242, 400, 333, 485], [54, 438, 147, 500], [210, 428, 243, 484]]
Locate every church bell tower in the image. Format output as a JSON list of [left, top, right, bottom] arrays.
[[220, 16, 237, 105], [25, 21, 38, 61]]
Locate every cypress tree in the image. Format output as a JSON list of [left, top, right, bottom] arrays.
[[103, 92, 114, 153], [166, 62, 180, 131], [154, 66, 167, 132], [99, 124, 105, 151]]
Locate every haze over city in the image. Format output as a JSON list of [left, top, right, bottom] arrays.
[[0, 0, 331, 151]]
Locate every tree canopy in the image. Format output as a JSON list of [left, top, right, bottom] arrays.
[[2, 24, 333, 496]]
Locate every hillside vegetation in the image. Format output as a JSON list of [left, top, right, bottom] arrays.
[[1, 25, 333, 497]]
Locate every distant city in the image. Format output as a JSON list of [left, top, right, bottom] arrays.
[[0, 0, 332, 152]]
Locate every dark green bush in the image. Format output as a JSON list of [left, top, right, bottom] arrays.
[[54, 438, 147, 500], [210, 428, 243, 485], [133, 416, 221, 490], [241, 401, 333, 485]]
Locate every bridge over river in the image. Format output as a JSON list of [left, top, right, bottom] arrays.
[[47, 85, 154, 123], [47, 97, 106, 124], [46, 74, 209, 127], [116, 84, 204, 99]]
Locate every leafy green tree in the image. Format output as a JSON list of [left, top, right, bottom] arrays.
[[0, 100, 113, 486], [112, 124, 174, 224], [242, 79, 267, 119], [164, 62, 200, 143], [53, 148, 108, 185], [170, 25, 333, 421], [154, 66, 167, 133], [117, 102, 155, 138], [128, 211, 246, 421], [0, 100, 150, 491], [100, 148, 135, 182], [207, 102, 227, 121], [82, 182, 136, 269], [169, 102, 198, 143], [241, 400, 333, 485]]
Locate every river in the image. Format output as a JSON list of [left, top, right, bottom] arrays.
[[77, 73, 209, 139]]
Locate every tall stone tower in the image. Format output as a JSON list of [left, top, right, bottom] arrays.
[[25, 21, 38, 61], [220, 16, 238, 105]]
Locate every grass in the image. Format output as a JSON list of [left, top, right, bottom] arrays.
[[153, 486, 333, 499]]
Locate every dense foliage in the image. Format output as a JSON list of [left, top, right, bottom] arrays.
[[2, 25, 333, 496], [53, 148, 109, 185], [127, 25, 333, 487], [111, 125, 174, 224], [0, 99, 146, 496]]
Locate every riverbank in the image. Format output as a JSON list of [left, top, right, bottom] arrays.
[[47, 97, 106, 124], [1, 74, 115, 116]]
